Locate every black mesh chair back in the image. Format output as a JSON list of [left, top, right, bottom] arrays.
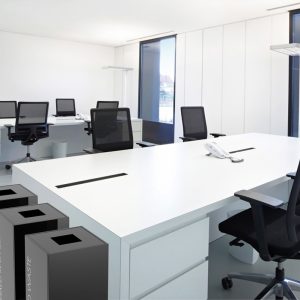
[[181, 106, 208, 140], [56, 99, 76, 116], [0, 101, 17, 118], [90, 108, 133, 152], [96, 101, 119, 109], [15, 102, 49, 143]]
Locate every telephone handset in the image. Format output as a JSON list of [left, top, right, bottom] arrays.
[[204, 142, 244, 163]]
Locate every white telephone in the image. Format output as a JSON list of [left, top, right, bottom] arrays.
[[204, 142, 244, 163], [75, 113, 85, 120]]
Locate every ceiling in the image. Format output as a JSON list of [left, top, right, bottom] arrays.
[[0, 0, 299, 47]]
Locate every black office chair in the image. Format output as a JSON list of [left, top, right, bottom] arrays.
[[0, 101, 17, 118], [84, 108, 133, 153], [55, 98, 76, 116], [84, 101, 120, 135], [180, 106, 225, 142], [219, 161, 300, 299], [5, 102, 49, 169]]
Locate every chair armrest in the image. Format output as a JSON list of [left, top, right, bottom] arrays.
[[84, 121, 93, 135], [179, 137, 197, 142], [136, 141, 156, 148], [5, 124, 14, 137], [210, 133, 226, 138], [287, 172, 296, 179], [83, 148, 103, 154], [234, 190, 284, 208]]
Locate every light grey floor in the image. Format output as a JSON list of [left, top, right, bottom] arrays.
[[209, 235, 300, 300]]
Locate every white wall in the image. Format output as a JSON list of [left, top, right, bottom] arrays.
[[0, 31, 115, 115], [115, 13, 289, 141], [114, 43, 140, 118]]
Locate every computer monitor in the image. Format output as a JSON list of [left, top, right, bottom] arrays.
[[55, 99, 76, 116]]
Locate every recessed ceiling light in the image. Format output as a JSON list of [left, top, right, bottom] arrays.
[[267, 2, 300, 11]]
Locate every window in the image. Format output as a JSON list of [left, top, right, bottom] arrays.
[[139, 36, 176, 144], [289, 10, 300, 136]]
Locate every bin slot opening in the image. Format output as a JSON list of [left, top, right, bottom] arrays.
[[19, 209, 45, 218], [0, 189, 16, 196], [52, 234, 81, 245]]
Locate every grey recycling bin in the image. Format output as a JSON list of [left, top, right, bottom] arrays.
[[25, 226, 108, 300], [0, 203, 69, 300], [0, 184, 37, 209]]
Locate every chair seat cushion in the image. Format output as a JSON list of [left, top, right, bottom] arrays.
[[219, 207, 300, 258]]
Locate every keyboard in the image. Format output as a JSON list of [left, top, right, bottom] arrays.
[[55, 116, 77, 120]]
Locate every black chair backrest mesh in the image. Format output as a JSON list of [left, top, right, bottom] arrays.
[[90, 108, 133, 152], [15, 102, 49, 139], [56, 98, 76, 116], [0, 101, 17, 118], [181, 106, 208, 140], [287, 161, 300, 242], [17, 102, 48, 126], [96, 101, 119, 109]]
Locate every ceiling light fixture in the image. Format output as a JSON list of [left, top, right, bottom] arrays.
[[267, 2, 300, 11], [270, 43, 300, 56], [126, 31, 175, 43]]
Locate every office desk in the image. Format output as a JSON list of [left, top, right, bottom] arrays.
[[12, 133, 300, 299], [0, 117, 142, 162]]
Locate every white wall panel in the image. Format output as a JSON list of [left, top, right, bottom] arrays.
[[270, 13, 289, 136], [185, 30, 203, 106], [222, 22, 246, 135], [245, 17, 272, 133], [174, 34, 186, 141], [114, 47, 124, 105], [202, 26, 223, 133], [113, 43, 140, 118], [123, 44, 140, 118]]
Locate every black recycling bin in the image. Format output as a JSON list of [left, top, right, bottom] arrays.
[[0, 203, 69, 300], [25, 226, 108, 300], [0, 184, 37, 209]]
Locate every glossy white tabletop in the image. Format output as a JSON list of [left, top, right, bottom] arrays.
[[0, 116, 141, 128], [13, 133, 300, 237]]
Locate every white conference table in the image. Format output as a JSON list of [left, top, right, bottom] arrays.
[[12, 133, 300, 300]]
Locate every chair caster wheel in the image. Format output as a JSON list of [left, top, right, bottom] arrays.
[[5, 165, 11, 170], [222, 277, 233, 290]]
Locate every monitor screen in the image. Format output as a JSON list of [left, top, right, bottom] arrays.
[[56, 99, 76, 116]]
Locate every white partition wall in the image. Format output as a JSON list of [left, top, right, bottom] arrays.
[[222, 22, 246, 135], [114, 44, 140, 118], [244, 17, 272, 134], [270, 13, 289, 136], [202, 26, 223, 134], [185, 30, 203, 106]]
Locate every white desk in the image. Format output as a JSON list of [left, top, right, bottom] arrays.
[[12, 133, 300, 299], [0, 117, 142, 162]]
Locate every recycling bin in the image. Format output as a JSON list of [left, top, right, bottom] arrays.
[[0, 203, 69, 300], [25, 226, 108, 300]]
